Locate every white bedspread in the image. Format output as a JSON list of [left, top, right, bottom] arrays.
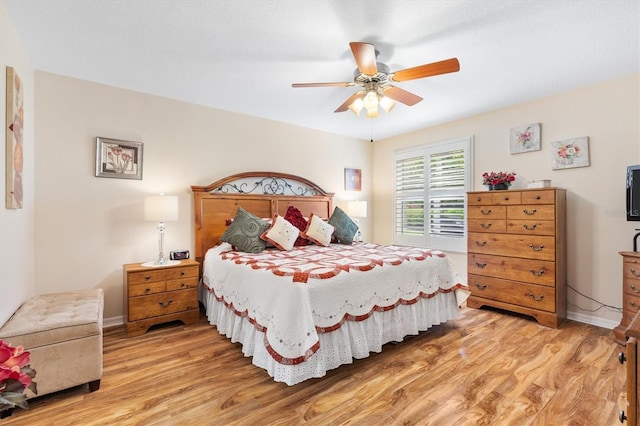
[[202, 242, 469, 366]]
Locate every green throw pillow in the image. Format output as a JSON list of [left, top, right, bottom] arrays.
[[220, 207, 270, 253], [328, 206, 358, 244]]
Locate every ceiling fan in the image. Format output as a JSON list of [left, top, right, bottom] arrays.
[[292, 42, 460, 118]]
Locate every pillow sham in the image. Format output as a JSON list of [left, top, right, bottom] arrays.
[[328, 206, 359, 244], [284, 205, 309, 246], [261, 214, 300, 251], [220, 207, 271, 253], [301, 213, 334, 247]]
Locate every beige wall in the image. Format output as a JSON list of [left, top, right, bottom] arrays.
[[0, 1, 35, 325], [373, 73, 640, 328], [33, 72, 372, 324]]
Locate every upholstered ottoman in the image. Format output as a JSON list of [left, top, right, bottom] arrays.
[[0, 288, 104, 398]]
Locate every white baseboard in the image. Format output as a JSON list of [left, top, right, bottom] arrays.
[[103, 315, 124, 329], [567, 310, 619, 330]]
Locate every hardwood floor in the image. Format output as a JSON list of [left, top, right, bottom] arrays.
[[3, 306, 627, 425]]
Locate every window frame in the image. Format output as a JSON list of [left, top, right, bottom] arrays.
[[392, 136, 473, 252]]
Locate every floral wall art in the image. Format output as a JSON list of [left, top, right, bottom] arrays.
[[95, 137, 143, 179], [551, 136, 590, 170], [510, 122, 541, 154], [5, 66, 24, 209]]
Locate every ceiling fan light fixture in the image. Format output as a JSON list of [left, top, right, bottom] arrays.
[[365, 108, 379, 118], [349, 98, 364, 116], [362, 90, 379, 112], [379, 96, 395, 113]]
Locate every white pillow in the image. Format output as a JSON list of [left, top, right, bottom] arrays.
[[301, 213, 334, 247], [260, 214, 300, 251]]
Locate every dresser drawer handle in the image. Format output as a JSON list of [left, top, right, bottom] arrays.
[[528, 293, 544, 302], [476, 197, 482, 202], [145, 287, 151, 293], [502, 196, 509, 201], [619, 351, 627, 364], [159, 300, 173, 308], [144, 275, 152, 280], [480, 223, 492, 229], [529, 244, 544, 251], [536, 195, 541, 200], [180, 271, 186, 276], [523, 209, 537, 215], [631, 268, 640, 278], [474, 283, 487, 290], [530, 269, 545, 277], [475, 241, 487, 247], [631, 285, 640, 294], [180, 282, 187, 287], [480, 209, 492, 215], [475, 262, 487, 268], [522, 223, 537, 230]]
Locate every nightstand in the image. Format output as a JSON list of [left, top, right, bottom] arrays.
[[123, 259, 200, 337]]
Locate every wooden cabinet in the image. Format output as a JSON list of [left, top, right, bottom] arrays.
[[622, 311, 640, 424], [614, 252, 640, 345], [124, 259, 200, 337], [466, 188, 566, 328]]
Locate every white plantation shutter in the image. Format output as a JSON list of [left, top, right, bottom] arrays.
[[394, 137, 473, 251]]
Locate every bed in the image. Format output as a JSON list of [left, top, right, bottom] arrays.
[[192, 171, 469, 385]]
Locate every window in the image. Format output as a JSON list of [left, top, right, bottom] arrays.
[[393, 136, 473, 252]]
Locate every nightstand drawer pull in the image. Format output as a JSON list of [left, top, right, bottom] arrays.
[[619, 351, 627, 364], [145, 275, 152, 280], [631, 268, 640, 277], [529, 293, 544, 302], [480, 209, 492, 215], [145, 288, 151, 293], [522, 223, 537, 230], [475, 262, 487, 268], [631, 285, 640, 294], [523, 208, 537, 215], [475, 241, 487, 247], [159, 300, 173, 307], [480, 223, 492, 229], [502, 196, 509, 201], [529, 244, 544, 251], [180, 271, 186, 276], [474, 283, 487, 290], [530, 269, 545, 276]]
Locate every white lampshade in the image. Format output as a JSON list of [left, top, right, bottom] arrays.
[[347, 200, 367, 218], [144, 194, 179, 222]]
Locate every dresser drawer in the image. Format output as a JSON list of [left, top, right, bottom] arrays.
[[506, 219, 555, 236], [468, 205, 506, 219], [128, 288, 199, 321], [468, 232, 556, 261], [625, 263, 640, 280], [507, 205, 555, 220], [127, 269, 166, 285], [468, 219, 506, 233], [128, 281, 166, 297], [166, 265, 199, 280], [522, 190, 556, 204], [468, 274, 556, 312], [468, 192, 493, 206], [467, 253, 556, 286], [166, 276, 199, 291], [491, 191, 521, 205]]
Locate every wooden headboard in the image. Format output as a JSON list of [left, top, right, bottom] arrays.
[[191, 171, 334, 267]]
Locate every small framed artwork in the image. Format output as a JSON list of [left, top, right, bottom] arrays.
[[95, 137, 143, 179], [510, 123, 541, 154], [344, 168, 362, 191], [551, 136, 590, 170], [6, 66, 24, 209]]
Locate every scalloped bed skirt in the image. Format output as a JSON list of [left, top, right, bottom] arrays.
[[200, 286, 462, 385]]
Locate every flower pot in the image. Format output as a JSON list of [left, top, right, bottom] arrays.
[[487, 183, 509, 191]]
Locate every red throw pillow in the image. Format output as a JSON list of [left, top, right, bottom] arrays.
[[284, 206, 309, 246]]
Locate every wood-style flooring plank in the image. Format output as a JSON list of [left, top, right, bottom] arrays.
[[2, 306, 627, 425]]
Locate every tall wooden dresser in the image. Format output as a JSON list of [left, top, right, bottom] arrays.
[[614, 251, 640, 345], [466, 188, 566, 328]]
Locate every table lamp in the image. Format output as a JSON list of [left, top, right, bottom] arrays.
[[143, 194, 179, 266], [347, 200, 367, 242]]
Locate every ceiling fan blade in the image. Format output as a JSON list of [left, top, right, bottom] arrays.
[[383, 86, 423, 106], [292, 82, 354, 88], [335, 91, 365, 113], [349, 42, 378, 75], [390, 58, 460, 82]]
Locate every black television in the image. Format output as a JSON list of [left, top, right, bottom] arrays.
[[627, 165, 640, 221]]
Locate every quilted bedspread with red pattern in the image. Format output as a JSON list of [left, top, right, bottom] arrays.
[[202, 242, 468, 365]]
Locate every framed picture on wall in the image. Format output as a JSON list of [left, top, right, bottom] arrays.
[[551, 136, 590, 170], [95, 137, 144, 179], [344, 168, 362, 191], [510, 123, 541, 154]]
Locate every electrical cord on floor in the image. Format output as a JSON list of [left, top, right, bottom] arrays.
[[567, 283, 622, 313]]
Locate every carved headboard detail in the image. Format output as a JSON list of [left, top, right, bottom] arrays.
[[191, 171, 334, 267]]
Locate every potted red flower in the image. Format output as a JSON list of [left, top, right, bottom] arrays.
[[481, 171, 516, 190], [0, 339, 37, 418]]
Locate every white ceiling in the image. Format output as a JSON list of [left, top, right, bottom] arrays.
[[4, 0, 639, 141]]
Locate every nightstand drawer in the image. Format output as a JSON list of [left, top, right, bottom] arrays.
[[129, 281, 166, 297], [166, 276, 199, 291], [127, 269, 166, 285], [128, 288, 198, 321], [166, 265, 199, 280]]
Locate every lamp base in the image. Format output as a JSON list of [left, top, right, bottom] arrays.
[[142, 260, 181, 268]]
